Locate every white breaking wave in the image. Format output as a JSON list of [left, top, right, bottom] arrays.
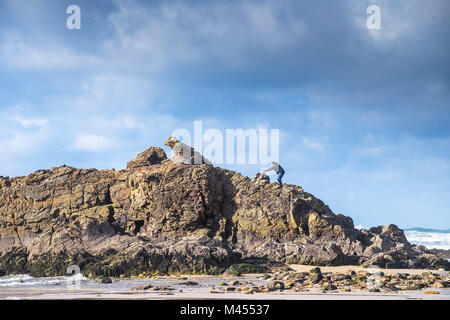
[[405, 230, 450, 250], [0, 273, 87, 287]]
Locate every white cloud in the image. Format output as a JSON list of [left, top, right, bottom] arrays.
[[69, 134, 117, 152], [0, 114, 51, 158], [0, 130, 50, 155], [14, 116, 48, 128], [0, 33, 99, 70], [356, 146, 386, 157], [302, 136, 327, 151], [306, 110, 337, 131], [70, 72, 154, 110], [105, 0, 307, 71]]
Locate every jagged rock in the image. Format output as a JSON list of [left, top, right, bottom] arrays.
[[0, 137, 448, 277], [179, 281, 198, 286], [126, 147, 168, 169], [322, 283, 338, 291], [131, 284, 152, 290], [268, 280, 285, 291], [309, 267, 323, 284], [429, 248, 450, 260], [251, 173, 270, 185], [98, 276, 112, 284]]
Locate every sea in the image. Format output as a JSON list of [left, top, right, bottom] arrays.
[[404, 227, 450, 250]]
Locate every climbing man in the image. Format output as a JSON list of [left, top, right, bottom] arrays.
[[261, 161, 285, 186]]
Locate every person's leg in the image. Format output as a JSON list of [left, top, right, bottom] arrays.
[[277, 171, 284, 186]]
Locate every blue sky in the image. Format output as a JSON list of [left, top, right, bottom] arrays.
[[0, 0, 449, 229]]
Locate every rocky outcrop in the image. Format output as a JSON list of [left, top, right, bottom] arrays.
[[429, 249, 450, 261], [126, 147, 167, 169], [0, 138, 448, 277]]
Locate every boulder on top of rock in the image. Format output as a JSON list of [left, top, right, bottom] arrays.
[[126, 147, 168, 169], [164, 136, 212, 165]]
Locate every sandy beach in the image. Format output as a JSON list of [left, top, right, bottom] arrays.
[[1, 265, 449, 300]]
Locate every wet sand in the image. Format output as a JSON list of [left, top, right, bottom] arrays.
[[1, 265, 449, 300]]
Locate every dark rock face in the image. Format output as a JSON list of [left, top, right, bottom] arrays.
[[0, 139, 448, 277], [429, 249, 450, 260], [126, 147, 167, 169]]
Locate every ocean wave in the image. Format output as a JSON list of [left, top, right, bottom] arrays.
[[405, 228, 450, 234], [0, 273, 87, 288], [405, 230, 450, 250]]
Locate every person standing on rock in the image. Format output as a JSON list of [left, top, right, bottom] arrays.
[[261, 161, 285, 186]]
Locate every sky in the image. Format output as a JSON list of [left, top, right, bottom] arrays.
[[0, 0, 449, 229]]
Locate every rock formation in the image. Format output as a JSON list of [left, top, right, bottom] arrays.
[[0, 138, 448, 277], [126, 147, 168, 169], [164, 136, 212, 165], [429, 249, 450, 261]]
